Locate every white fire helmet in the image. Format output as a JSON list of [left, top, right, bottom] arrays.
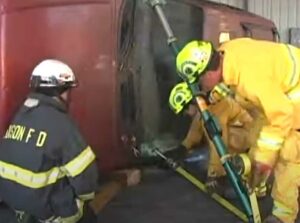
[[30, 59, 78, 88]]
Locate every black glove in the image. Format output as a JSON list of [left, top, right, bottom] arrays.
[[205, 176, 220, 194], [205, 176, 237, 199]]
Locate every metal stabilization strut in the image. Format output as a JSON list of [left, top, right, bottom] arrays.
[[144, 0, 261, 222]]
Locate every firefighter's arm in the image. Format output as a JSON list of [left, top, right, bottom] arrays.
[[228, 98, 253, 129], [62, 122, 98, 201], [241, 76, 293, 191], [252, 79, 293, 169], [208, 99, 230, 147], [182, 112, 204, 149]]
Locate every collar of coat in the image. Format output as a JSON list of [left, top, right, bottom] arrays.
[[25, 92, 68, 113]]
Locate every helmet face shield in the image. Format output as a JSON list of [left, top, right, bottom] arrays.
[[176, 40, 213, 84], [169, 82, 193, 114]]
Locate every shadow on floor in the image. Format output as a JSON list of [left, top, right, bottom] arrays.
[[99, 168, 247, 223]]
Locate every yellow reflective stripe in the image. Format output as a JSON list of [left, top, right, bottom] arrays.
[[255, 182, 267, 197], [257, 138, 282, 150], [63, 146, 96, 178], [257, 133, 283, 151], [0, 146, 95, 189], [78, 192, 95, 201], [47, 199, 84, 223], [287, 90, 300, 101], [0, 161, 65, 189], [286, 45, 299, 88], [273, 200, 294, 218], [61, 199, 84, 223], [249, 192, 262, 223]]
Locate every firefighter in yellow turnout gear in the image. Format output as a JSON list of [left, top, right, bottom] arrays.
[[176, 37, 300, 223], [167, 82, 265, 196]]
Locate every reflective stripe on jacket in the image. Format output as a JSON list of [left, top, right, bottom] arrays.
[[219, 38, 300, 166], [0, 93, 98, 220]]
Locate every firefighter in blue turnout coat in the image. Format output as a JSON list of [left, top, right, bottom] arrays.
[[0, 59, 98, 223]]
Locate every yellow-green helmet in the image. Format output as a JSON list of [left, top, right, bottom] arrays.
[[169, 82, 193, 114], [176, 40, 213, 83]]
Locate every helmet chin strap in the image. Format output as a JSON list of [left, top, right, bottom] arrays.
[[59, 95, 69, 108], [53, 88, 70, 110], [52, 95, 70, 111]]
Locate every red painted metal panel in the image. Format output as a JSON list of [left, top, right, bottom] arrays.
[[0, 0, 127, 173], [0, 0, 110, 11], [0, 0, 279, 175]]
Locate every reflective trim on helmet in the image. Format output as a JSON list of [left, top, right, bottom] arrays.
[[180, 61, 198, 78], [169, 82, 193, 114]]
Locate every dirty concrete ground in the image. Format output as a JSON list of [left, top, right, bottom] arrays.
[[0, 167, 257, 223], [99, 148, 300, 223], [1, 150, 300, 223], [99, 167, 244, 223]]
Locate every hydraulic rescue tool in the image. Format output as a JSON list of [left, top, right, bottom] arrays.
[[144, 0, 261, 222]]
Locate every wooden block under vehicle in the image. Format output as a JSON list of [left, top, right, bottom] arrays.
[[111, 169, 142, 187], [89, 169, 141, 214]]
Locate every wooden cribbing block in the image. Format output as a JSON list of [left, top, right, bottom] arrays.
[[111, 169, 142, 187], [90, 169, 141, 214], [89, 181, 122, 213]]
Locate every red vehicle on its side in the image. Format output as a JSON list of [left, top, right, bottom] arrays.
[[0, 0, 278, 173]]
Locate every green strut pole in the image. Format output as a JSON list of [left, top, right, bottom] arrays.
[[196, 94, 252, 220], [145, 0, 256, 222], [145, 0, 179, 54]]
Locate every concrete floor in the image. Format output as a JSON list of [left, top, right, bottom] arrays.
[[0, 167, 262, 223], [0, 151, 299, 223], [99, 168, 244, 223]]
